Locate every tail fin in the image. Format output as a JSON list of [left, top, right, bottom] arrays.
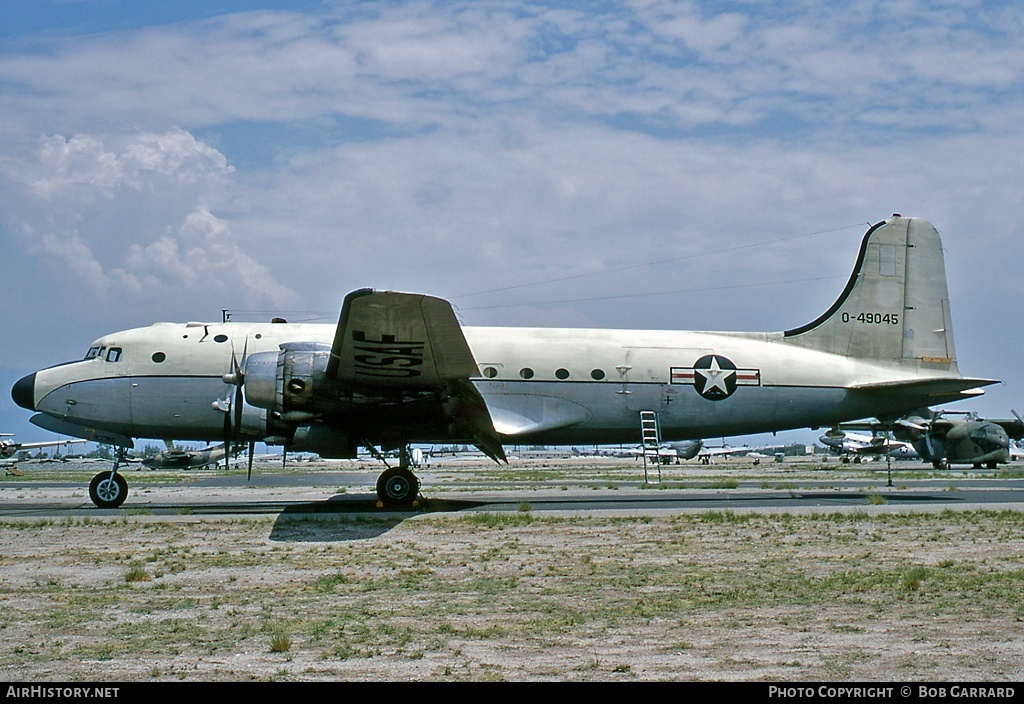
[[783, 215, 958, 373]]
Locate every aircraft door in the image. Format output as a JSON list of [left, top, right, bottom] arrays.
[[618, 348, 670, 414]]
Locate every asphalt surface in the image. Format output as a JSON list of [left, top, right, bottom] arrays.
[[3, 456, 1024, 518]]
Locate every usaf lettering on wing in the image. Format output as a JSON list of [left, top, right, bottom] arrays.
[[351, 331, 425, 379]]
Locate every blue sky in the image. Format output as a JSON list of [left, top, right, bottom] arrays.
[[2, 0, 1022, 449]]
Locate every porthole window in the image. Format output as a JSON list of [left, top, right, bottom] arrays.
[[214, 334, 228, 343], [519, 368, 534, 379], [152, 352, 166, 363], [591, 369, 605, 380], [555, 368, 570, 380], [482, 366, 498, 378]]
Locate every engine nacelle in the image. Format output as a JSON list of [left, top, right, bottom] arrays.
[[290, 424, 358, 459], [243, 342, 332, 417]]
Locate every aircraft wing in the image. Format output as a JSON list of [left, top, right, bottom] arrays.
[[992, 419, 1024, 440], [839, 416, 927, 438], [326, 288, 479, 386], [0, 437, 86, 458], [12, 439, 86, 451], [324, 289, 505, 462], [700, 446, 751, 457]]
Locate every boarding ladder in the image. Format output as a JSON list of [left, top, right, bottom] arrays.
[[640, 410, 662, 483]]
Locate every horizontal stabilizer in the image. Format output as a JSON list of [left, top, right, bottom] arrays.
[[849, 377, 998, 399]]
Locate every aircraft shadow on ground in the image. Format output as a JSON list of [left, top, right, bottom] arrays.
[[268, 494, 488, 542]]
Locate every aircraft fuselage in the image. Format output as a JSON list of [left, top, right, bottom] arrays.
[[13, 319, 978, 452]]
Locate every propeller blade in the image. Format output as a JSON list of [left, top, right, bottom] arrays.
[[247, 441, 255, 481], [225, 336, 249, 460], [233, 385, 243, 445], [223, 411, 232, 461]]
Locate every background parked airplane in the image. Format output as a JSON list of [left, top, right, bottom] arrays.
[[818, 429, 917, 462], [142, 442, 236, 470], [837, 409, 1024, 469], [663, 439, 754, 464], [1, 434, 86, 459]]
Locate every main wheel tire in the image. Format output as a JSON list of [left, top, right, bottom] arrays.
[[89, 472, 128, 508], [376, 467, 420, 507]]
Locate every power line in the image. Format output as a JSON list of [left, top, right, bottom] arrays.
[[450, 221, 869, 300], [458, 274, 845, 311]]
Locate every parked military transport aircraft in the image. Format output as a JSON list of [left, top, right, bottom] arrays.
[[142, 442, 235, 470], [11, 215, 998, 507], [837, 409, 1024, 469]]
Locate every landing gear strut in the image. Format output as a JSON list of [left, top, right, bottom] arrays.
[[372, 445, 421, 508], [89, 449, 129, 508]]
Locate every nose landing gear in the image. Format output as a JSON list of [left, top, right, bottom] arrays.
[[89, 449, 129, 508]]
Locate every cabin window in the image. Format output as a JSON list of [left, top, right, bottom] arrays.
[[555, 368, 570, 380], [482, 366, 498, 378], [152, 352, 166, 363], [106, 347, 122, 363], [519, 368, 534, 379], [591, 369, 606, 380], [214, 334, 228, 343]]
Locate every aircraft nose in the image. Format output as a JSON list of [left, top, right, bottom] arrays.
[[11, 373, 36, 411]]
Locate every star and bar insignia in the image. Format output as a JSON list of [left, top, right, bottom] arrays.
[[670, 354, 760, 400]]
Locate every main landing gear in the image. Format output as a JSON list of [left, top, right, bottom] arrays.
[[370, 445, 421, 508], [89, 449, 129, 508], [85, 444, 424, 509]]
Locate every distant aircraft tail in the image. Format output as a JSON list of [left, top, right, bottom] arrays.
[[783, 215, 961, 374]]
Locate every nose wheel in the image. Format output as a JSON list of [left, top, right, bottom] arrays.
[[88, 449, 130, 508], [89, 471, 128, 508]]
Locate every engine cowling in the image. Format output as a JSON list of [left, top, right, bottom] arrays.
[[241, 343, 360, 457], [243, 342, 332, 418]]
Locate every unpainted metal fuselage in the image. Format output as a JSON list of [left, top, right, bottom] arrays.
[[16, 322, 979, 450]]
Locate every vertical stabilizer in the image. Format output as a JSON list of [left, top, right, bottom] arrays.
[[783, 216, 957, 373]]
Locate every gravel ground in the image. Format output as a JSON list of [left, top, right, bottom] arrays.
[[0, 456, 1022, 682]]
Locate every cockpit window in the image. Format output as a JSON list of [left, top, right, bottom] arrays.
[[106, 347, 122, 363], [85, 347, 101, 360]]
